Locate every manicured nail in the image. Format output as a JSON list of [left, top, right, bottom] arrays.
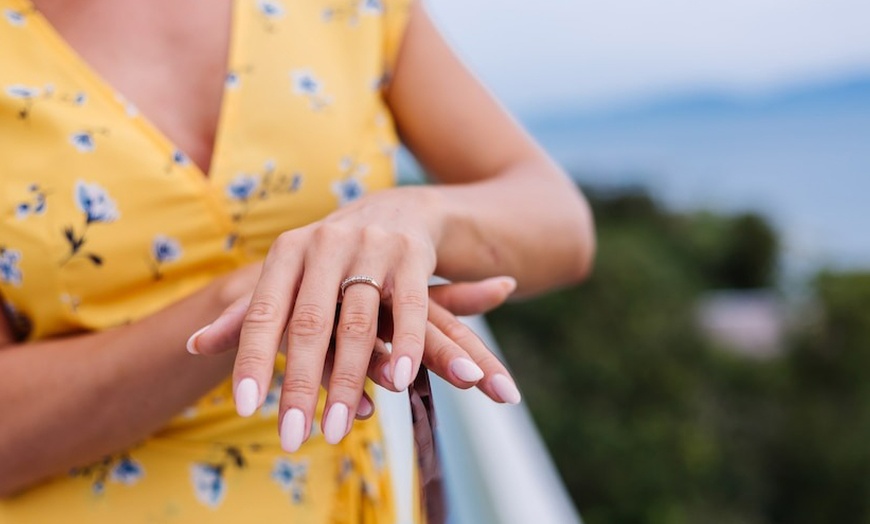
[[494, 276, 517, 294], [186, 324, 210, 354], [491, 374, 522, 405], [280, 408, 306, 453], [234, 378, 260, 417], [356, 396, 374, 418], [393, 356, 412, 391], [450, 358, 485, 382], [324, 403, 349, 445]]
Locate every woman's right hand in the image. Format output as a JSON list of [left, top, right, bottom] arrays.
[[189, 270, 522, 449]]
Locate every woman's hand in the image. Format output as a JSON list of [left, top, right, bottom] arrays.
[[188, 187, 522, 451]]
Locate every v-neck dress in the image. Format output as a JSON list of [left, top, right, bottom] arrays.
[[0, 0, 414, 521]]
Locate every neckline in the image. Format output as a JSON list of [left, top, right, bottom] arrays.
[[22, 0, 240, 184]]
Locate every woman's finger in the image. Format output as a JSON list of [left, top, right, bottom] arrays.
[[187, 293, 251, 355], [428, 276, 516, 317], [427, 300, 522, 404], [278, 241, 348, 453], [419, 321, 484, 389], [321, 349, 377, 420], [389, 253, 434, 392], [233, 237, 305, 420], [324, 273, 384, 444]]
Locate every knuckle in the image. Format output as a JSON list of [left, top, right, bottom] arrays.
[[288, 303, 329, 337], [395, 290, 428, 312], [234, 350, 274, 374], [394, 330, 425, 352], [314, 223, 350, 244], [282, 372, 320, 398], [361, 225, 388, 245], [245, 295, 283, 325], [271, 231, 296, 253], [339, 311, 375, 337], [330, 369, 365, 393]]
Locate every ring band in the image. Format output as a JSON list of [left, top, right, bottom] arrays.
[[340, 275, 382, 298]]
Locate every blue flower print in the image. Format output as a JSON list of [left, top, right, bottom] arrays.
[[172, 150, 188, 166], [332, 157, 370, 206], [360, 0, 383, 15], [61, 181, 119, 267], [226, 173, 260, 202], [258, 0, 285, 18], [4, 8, 26, 26], [191, 464, 226, 508], [70, 453, 143, 496], [226, 71, 241, 89], [76, 181, 119, 224], [367, 441, 386, 472], [110, 457, 144, 485], [256, 0, 286, 31], [290, 70, 332, 111], [0, 248, 23, 287], [271, 458, 308, 504], [5, 84, 39, 99], [70, 131, 95, 152], [149, 235, 182, 280], [15, 184, 48, 219], [165, 149, 190, 173]]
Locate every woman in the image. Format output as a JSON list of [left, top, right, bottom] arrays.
[[0, 0, 594, 521]]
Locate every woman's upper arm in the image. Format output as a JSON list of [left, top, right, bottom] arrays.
[[385, 2, 547, 184], [0, 304, 17, 349]]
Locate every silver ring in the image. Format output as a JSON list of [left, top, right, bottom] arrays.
[[340, 275, 382, 298]]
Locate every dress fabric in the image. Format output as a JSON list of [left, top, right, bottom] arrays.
[[0, 0, 414, 521]]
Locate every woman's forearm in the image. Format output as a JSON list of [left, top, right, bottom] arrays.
[[427, 158, 595, 297], [0, 279, 237, 497]]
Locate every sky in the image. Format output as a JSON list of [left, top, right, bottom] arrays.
[[427, 0, 870, 114]]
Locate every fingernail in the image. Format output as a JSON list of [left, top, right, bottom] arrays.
[[186, 324, 210, 354], [280, 408, 306, 452], [494, 276, 517, 294], [356, 396, 374, 418], [393, 356, 413, 391], [234, 378, 260, 417], [450, 358, 485, 382], [381, 363, 392, 384], [491, 374, 522, 405], [324, 403, 349, 445]]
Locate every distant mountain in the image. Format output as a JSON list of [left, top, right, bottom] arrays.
[[524, 73, 870, 129]]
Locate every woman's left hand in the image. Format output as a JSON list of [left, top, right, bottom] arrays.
[[189, 187, 521, 451]]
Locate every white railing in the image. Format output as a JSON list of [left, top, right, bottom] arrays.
[[377, 316, 582, 524]]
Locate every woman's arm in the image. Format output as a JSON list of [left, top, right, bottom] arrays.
[[386, 2, 595, 295], [211, 1, 595, 459], [0, 276, 240, 497]]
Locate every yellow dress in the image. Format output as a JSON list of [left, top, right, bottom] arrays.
[[0, 0, 414, 521]]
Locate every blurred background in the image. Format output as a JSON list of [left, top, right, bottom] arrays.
[[417, 1, 870, 522]]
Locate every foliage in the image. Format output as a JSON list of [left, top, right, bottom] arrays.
[[487, 185, 870, 523]]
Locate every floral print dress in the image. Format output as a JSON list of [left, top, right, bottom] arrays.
[[0, 0, 415, 521]]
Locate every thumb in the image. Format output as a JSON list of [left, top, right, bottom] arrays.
[[428, 276, 516, 317], [186, 293, 251, 355]]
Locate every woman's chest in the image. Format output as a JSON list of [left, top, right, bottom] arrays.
[[30, 0, 232, 173], [0, 0, 403, 340]]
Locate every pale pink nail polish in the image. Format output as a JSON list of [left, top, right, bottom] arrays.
[[234, 378, 260, 417], [450, 358, 485, 382], [324, 403, 349, 445], [186, 324, 211, 354], [356, 396, 374, 418], [280, 408, 306, 453], [491, 374, 522, 405], [393, 356, 412, 391]]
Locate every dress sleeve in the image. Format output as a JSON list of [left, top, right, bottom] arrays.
[[382, 0, 414, 76]]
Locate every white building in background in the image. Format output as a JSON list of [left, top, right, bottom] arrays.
[[696, 290, 787, 358]]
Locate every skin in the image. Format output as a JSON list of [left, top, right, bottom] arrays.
[[0, 0, 595, 497]]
